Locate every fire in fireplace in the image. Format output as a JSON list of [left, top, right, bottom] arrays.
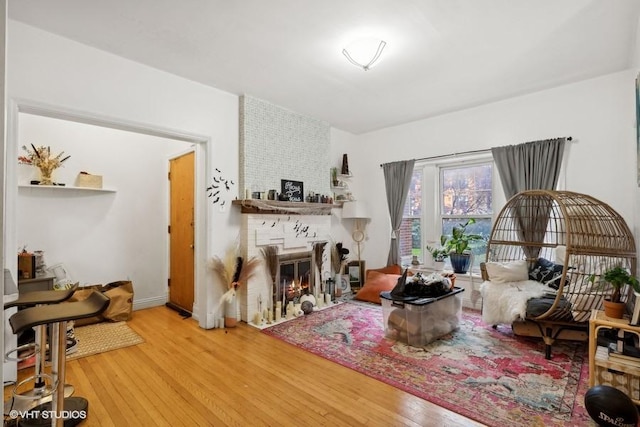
[[276, 252, 314, 309]]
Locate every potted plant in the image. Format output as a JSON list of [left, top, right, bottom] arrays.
[[440, 218, 484, 274], [426, 245, 449, 271], [601, 266, 640, 319]]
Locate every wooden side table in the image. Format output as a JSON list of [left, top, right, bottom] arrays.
[[589, 309, 640, 404]]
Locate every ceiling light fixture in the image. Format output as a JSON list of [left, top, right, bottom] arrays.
[[342, 39, 386, 71]]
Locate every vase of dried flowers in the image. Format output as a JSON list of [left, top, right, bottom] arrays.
[[38, 162, 56, 185], [224, 293, 239, 327], [18, 144, 70, 186], [208, 243, 260, 328]]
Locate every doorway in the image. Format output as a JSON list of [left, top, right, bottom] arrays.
[[7, 101, 210, 327], [168, 151, 195, 314]]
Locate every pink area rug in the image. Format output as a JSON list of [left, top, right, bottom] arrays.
[[262, 302, 592, 426]]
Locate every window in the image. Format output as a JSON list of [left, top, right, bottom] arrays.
[[399, 169, 422, 263], [400, 157, 493, 273]]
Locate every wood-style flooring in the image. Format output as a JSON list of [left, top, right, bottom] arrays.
[[4, 306, 483, 426]]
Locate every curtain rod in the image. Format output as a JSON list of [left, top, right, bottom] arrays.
[[380, 136, 572, 167]]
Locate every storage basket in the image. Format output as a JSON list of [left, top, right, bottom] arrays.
[[595, 366, 640, 400], [76, 173, 103, 189]]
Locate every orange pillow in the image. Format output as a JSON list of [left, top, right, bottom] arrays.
[[366, 264, 402, 276], [354, 271, 401, 304]]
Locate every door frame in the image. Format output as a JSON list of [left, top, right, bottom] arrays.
[[5, 99, 210, 326]]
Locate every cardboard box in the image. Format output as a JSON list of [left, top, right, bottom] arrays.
[[18, 254, 35, 279], [76, 173, 103, 189], [381, 288, 464, 347]]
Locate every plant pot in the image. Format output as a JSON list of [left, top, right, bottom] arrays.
[[224, 293, 239, 327], [603, 299, 626, 319], [449, 253, 471, 274]]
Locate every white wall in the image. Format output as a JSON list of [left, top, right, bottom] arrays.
[[16, 113, 191, 306], [328, 128, 360, 255], [7, 20, 240, 327], [351, 70, 638, 269]]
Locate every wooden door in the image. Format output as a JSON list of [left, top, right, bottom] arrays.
[[168, 151, 195, 313]]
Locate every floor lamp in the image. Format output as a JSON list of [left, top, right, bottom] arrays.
[[342, 201, 370, 288]]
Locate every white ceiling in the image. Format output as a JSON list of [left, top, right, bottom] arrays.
[[8, 0, 640, 134]]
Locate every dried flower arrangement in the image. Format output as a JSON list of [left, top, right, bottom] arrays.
[[260, 245, 278, 311], [18, 144, 70, 185], [331, 241, 349, 274], [208, 243, 261, 304]]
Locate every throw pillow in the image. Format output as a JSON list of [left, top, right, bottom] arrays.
[[529, 258, 565, 289], [485, 260, 529, 284], [366, 265, 402, 276], [354, 271, 401, 304]]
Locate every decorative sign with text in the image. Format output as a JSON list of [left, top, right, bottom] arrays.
[[281, 179, 304, 202]]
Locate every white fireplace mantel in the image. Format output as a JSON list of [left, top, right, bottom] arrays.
[[238, 212, 332, 322], [232, 199, 339, 215]]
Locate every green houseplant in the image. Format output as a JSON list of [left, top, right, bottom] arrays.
[[425, 245, 449, 271], [426, 245, 449, 262], [601, 266, 640, 318], [440, 218, 484, 274]]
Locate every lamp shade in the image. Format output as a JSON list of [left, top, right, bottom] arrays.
[[342, 201, 369, 219]]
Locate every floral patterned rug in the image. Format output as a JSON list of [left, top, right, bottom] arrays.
[[262, 302, 593, 426]]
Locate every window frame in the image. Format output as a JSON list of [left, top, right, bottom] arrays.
[[404, 153, 497, 274]]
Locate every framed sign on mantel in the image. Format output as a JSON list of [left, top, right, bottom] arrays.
[[281, 179, 303, 202]]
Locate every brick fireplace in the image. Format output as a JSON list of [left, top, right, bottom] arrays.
[[236, 95, 334, 323]]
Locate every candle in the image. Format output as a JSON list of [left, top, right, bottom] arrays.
[[253, 312, 262, 325], [325, 293, 331, 305], [286, 302, 294, 319]]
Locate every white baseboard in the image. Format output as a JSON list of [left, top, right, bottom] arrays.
[[133, 295, 167, 311]]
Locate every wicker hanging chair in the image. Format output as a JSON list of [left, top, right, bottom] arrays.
[[482, 190, 636, 359]]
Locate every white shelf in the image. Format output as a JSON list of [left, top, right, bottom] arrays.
[[19, 184, 116, 193], [331, 183, 349, 190]]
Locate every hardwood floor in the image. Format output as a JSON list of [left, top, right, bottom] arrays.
[[5, 306, 483, 426]]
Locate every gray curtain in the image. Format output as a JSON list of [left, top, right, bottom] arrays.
[[491, 138, 566, 258], [382, 159, 415, 266], [492, 138, 565, 199]]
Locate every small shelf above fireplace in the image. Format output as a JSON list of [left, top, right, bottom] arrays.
[[232, 199, 340, 215]]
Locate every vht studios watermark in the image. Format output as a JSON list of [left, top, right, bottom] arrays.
[[8, 409, 87, 420]]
